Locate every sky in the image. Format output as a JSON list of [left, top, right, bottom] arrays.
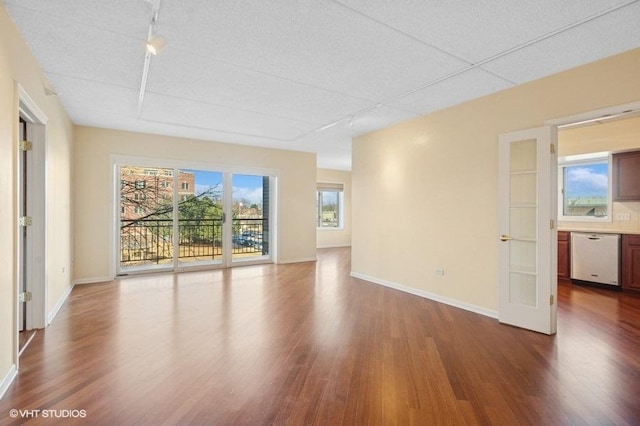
[[565, 164, 608, 197], [189, 170, 264, 204]]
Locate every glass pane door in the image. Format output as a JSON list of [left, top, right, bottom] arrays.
[[232, 174, 270, 262], [177, 169, 224, 267], [498, 127, 557, 335], [119, 165, 175, 272]]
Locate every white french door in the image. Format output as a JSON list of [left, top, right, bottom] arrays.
[[498, 126, 558, 335]]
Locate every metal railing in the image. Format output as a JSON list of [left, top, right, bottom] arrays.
[[120, 218, 267, 266]]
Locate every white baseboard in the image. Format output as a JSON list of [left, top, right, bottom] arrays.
[[350, 272, 498, 319], [73, 276, 113, 285], [277, 256, 317, 264], [0, 364, 17, 400], [316, 244, 351, 249], [47, 283, 74, 325]]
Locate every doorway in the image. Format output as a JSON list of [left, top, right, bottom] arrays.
[[16, 88, 48, 357]]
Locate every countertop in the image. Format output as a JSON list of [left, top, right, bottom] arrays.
[[558, 228, 640, 235]]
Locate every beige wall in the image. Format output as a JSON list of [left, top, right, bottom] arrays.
[[352, 48, 640, 313], [316, 168, 351, 248], [558, 115, 640, 233], [73, 126, 317, 282], [0, 4, 74, 391]]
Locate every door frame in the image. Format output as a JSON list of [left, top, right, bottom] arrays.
[[16, 86, 47, 352], [498, 100, 640, 335]]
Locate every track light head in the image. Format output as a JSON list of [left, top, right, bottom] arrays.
[[146, 35, 166, 55]]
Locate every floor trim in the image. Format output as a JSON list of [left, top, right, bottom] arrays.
[[47, 283, 74, 325], [350, 271, 498, 319], [0, 364, 17, 400]]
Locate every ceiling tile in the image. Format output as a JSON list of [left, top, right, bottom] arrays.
[[159, 0, 468, 101], [146, 50, 376, 125], [140, 93, 318, 141], [387, 68, 514, 114], [46, 74, 139, 119], [4, 2, 146, 88], [334, 0, 635, 63], [480, 2, 640, 84], [3, 0, 149, 38]]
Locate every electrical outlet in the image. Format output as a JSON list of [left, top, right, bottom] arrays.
[[435, 267, 444, 276], [615, 212, 631, 221]]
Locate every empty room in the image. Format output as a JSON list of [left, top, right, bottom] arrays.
[[1, 1, 640, 424]]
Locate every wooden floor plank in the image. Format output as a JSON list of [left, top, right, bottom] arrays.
[[1, 247, 640, 425]]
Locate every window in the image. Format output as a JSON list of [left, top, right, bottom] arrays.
[[558, 152, 611, 221], [181, 182, 189, 190], [317, 183, 344, 228], [135, 180, 146, 189]]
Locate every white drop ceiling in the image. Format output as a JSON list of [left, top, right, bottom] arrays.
[[4, 0, 640, 170]]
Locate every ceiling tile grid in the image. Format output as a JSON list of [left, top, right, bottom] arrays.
[[3, 0, 640, 170]]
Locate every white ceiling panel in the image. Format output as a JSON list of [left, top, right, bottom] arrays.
[[140, 93, 317, 141], [387, 68, 514, 114], [333, 0, 636, 63], [3, 0, 149, 38], [4, 2, 145, 88], [147, 50, 375, 125], [45, 74, 139, 120], [159, 0, 469, 101], [349, 104, 419, 136], [67, 105, 321, 154], [480, 1, 640, 84]]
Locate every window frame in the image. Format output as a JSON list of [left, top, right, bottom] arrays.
[[316, 183, 344, 230], [557, 152, 612, 222]]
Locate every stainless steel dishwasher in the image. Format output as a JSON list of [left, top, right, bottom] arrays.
[[570, 232, 620, 286]]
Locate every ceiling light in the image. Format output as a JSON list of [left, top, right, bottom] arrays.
[[146, 35, 166, 55]]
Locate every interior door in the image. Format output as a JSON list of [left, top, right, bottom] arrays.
[[498, 126, 557, 335], [18, 117, 28, 333]]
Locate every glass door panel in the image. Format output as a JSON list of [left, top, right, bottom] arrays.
[[232, 174, 270, 261], [177, 169, 224, 267], [508, 140, 538, 308], [119, 165, 175, 272]]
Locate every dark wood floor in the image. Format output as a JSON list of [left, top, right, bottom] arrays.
[[2, 247, 639, 425]]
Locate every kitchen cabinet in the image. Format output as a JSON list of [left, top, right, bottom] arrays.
[[613, 151, 640, 201], [558, 231, 571, 280], [622, 234, 640, 292]]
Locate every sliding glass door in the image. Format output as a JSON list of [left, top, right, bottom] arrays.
[[119, 166, 176, 271], [231, 174, 270, 262], [177, 169, 224, 267], [118, 164, 273, 274]]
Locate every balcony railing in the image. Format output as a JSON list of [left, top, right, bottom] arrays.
[[120, 218, 267, 266]]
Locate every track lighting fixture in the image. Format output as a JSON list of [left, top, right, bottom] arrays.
[[146, 35, 166, 55]]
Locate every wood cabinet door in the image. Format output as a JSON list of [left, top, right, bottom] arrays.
[[558, 232, 570, 280], [623, 235, 640, 291], [613, 151, 640, 201]]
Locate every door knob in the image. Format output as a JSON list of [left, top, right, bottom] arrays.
[[500, 235, 512, 242]]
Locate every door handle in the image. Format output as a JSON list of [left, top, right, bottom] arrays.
[[500, 235, 512, 242]]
